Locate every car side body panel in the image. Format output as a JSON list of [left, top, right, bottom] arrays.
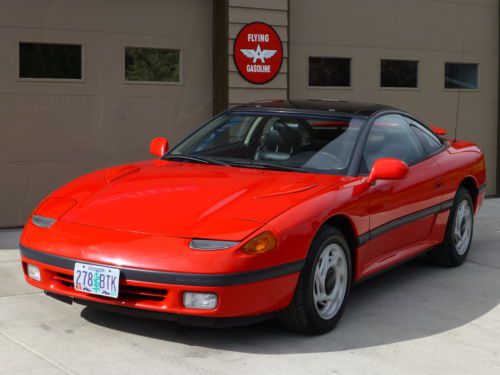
[[434, 140, 486, 211]]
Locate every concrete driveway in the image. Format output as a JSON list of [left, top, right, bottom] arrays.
[[1, 200, 499, 375]]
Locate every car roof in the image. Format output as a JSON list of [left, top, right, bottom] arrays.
[[231, 99, 397, 117]]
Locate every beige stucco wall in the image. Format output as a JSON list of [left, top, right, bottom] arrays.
[[228, 0, 288, 106], [0, 0, 213, 226], [289, 0, 499, 195]]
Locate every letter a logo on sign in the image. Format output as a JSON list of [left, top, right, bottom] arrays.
[[233, 22, 283, 84]]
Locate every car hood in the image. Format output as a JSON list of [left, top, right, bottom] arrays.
[[60, 161, 338, 240]]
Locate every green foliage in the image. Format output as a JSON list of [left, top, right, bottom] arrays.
[[125, 47, 180, 82]]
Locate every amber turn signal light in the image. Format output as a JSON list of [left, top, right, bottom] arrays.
[[241, 231, 278, 255]]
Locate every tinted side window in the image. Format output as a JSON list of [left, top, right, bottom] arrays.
[[405, 118, 442, 155], [308, 57, 351, 87], [19, 42, 82, 79], [361, 114, 425, 173], [445, 63, 478, 89], [380, 59, 418, 88]]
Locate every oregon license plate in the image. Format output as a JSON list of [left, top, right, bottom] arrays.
[[74, 263, 120, 298]]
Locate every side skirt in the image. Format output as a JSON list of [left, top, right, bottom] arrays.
[[351, 244, 439, 286]]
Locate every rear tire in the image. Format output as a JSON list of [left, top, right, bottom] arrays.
[[426, 187, 474, 267], [279, 226, 351, 335]]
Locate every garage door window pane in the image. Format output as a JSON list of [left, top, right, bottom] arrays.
[[125, 47, 180, 83], [309, 57, 351, 87], [381, 60, 418, 88], [19, 42, 82, 79], [445, 63, 478, 89]]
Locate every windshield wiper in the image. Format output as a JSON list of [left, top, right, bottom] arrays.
[[227, 161, 309, 173], [163, 155, 229, 166], [164, 155, 307, 172]]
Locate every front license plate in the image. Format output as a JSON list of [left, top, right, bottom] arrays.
[[74, 263, 120, 298]]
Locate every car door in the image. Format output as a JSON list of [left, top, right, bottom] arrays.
[[359, 114, 445, 276]]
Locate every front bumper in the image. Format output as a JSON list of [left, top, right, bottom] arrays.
[[20, 245, 302, 321], [45, 291, 275, 327]]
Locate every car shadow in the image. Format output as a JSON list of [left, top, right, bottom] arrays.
[[81, 246, 500, 354]]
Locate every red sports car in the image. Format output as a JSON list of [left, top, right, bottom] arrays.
[[20, 100, 486, 334]]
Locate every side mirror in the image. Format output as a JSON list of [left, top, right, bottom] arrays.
[[431, 126, 447, 137], [367, 158, 409, 185], [150, 137, 169, 157]]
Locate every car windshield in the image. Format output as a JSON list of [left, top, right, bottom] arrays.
[[168, 112, 366, 174]]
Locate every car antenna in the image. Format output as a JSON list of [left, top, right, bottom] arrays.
[[452, 42, 465, 143]]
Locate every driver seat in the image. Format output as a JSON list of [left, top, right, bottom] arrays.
[[255, 122, 302, 162]]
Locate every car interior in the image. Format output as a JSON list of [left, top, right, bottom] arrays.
[[197, 115, 361, 171]]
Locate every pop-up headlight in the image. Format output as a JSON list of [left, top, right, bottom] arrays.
[[32, 197, 77, 228]]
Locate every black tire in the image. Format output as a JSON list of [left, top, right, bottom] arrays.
[[279, 226, 352, 335], [426, 187, 474, 267]]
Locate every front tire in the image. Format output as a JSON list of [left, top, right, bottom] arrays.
[[279, 227, 351, 335], [426, 187, 474, 267]]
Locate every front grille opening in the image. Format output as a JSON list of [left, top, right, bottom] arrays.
[[52, 272, 167, 302], [119, 285, 167, 301], [53, 272, 73, 287]]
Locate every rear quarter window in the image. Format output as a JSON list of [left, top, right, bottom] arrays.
[[405, 118, 442, 155]]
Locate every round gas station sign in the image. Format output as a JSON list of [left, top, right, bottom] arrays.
[[233, 22, 284, 85]]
